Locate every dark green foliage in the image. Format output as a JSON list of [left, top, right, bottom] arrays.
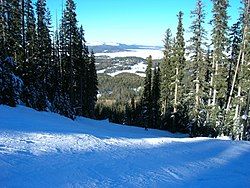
[[21, 0, 38, 108], [74, 26, 88, 116], [160, 29, 174, 117], [60, 0, 80, 107], [227, 21, 242, 104], [0, 57, 22, 107], [98, 73, 144, 102], [84, 51, 98, 117], [224, 20, 243, 137], [141, 56, 153, 128], [52, 91, 75, 119], [239, 0, 250, 140], [169, 11, 188, 133], [187, 0, 211, 136], [209, 0, 230, 134], [176, 11, 185, 60], [59, 0, 97, 118], [96, 72, 144, 126], [49, 29, 75, 119], [152, 67, 161, 129], [28, 0, 52, 111], [159, 12, 189, 134], [4, 0, 22, 60]]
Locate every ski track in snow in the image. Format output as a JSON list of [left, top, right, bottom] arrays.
[[0, 105, 250, 187]]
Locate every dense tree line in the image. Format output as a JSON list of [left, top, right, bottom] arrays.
[[97, 73, 143, 101], [158, 0, 250, 140], [0, 0, 98, 119], [95, 73, 143, 125]]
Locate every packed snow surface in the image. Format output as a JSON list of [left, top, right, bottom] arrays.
[[0, 105, 250, 187]]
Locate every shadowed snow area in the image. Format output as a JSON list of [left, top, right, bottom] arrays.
[[0, 105, 250, 187]]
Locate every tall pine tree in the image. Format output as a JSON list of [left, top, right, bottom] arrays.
[[160, 29, 174, 118], [33, 0, 52, 110], [170, 11, 187, 133], [188, 0, 209, 136], [152, 66, 161, 129], [209, 0, 229, 135], [142, 55, 153, 129], [60, 0, 80, 108]]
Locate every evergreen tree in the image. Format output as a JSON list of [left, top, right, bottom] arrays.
[[130, 97, 136, 125], [224, 21, 243, 137], [224, 0, 250, 140], [0, 0, 6, 59], [51, 28, 75, 119], [75, 26, 84, 115], [75, 26, 89, 116], [0, 0, 23, 64], [0, 57, 22, 107], [33, 0, 51, 110], [173, 11, 185, 113], [152, 67, 161, 129], [227, 21, 242, 103], [209, 0, 229, 135], [60, 0, 80, 107], [5, 0, 22, 61], [160, 29, 174, 118], [239, 0, 250, 140], [188, 0, 209, 136], [21, 0, 38, 108], [124, 103, 132, 125], [86, 50, 98, 117], [142, 55, 153, 129], [170, 11, 187, 133]]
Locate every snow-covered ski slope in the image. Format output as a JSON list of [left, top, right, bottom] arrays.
[[0, 105, 250, 187]]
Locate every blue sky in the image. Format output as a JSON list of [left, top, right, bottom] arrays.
[[47, 0, 242, 46]]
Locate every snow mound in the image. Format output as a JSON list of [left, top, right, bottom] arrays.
[[0, 105, 250, 187]]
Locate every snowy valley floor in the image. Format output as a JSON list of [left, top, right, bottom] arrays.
[[0, 105, 250, 187]]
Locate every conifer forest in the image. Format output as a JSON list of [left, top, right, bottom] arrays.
[[1, 0, 250, 141]]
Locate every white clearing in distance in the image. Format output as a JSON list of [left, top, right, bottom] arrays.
[[0, 105, 250, 187], [97, 61, 147, 77], [96, 48, 164, 59]]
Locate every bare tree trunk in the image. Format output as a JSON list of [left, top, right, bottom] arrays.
[[234, 85, 242, 120], [226, 50, 242, 112], [208, 54, 215, 106], [195, 77, 200, 111], [243, 90, 250, 140], [163, 98, 167, 115], [234, 49, 245, 120], [212, 56, 218, 106], [174, 67, 178, 113]]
